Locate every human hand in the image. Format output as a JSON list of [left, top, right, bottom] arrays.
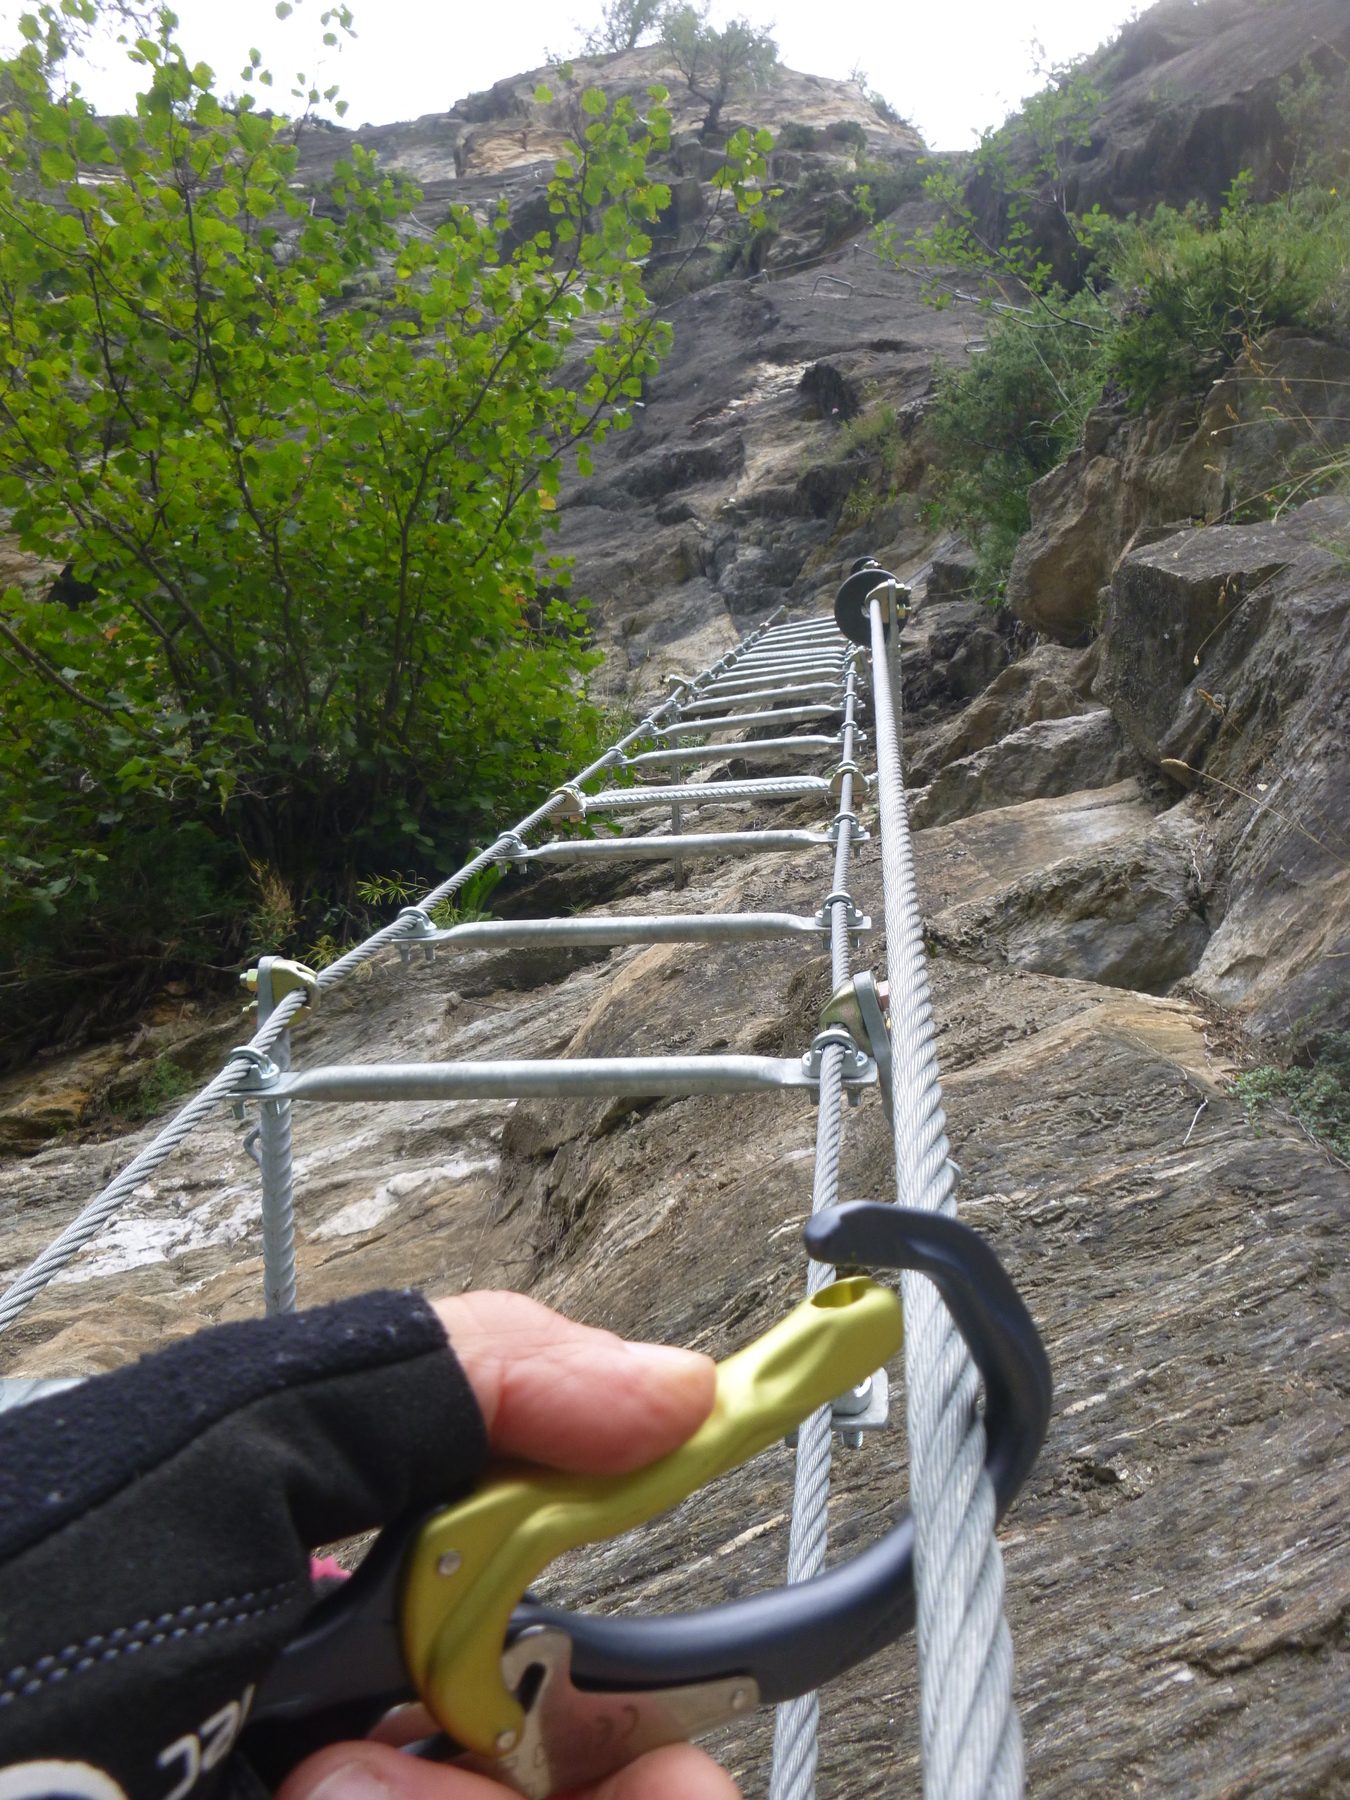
[[278, 1291, 741, 1800]]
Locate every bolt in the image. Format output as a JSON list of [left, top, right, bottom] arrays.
[[240, 968, 258, 992], [731, 1687, 751, 1713], [437, 1550, 462, 1577], [495, 1729, 518, 1754]]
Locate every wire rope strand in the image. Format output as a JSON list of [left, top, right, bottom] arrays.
[[867, 591, 1022, 1800], [770, 652, 861, 1800]]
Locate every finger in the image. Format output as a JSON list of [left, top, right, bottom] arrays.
[[579, 1741, 741, 1799], [432, 1291, 715, 1474], [277, 1740, 508, 1799], [277, 1738, 740, 1800]]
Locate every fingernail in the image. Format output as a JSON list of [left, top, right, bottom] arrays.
[[304, 1764, 394, 1800]]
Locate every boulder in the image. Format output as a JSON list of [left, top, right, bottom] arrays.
[[897, 598, 1011, 721], [924, 542, 978, 603], [1097, 497, 1350, 1039], [909, 709, 1139, 829], [1097, 520, 1296, 760], [906, 642, 1098, 785], [1005, 451, 1142, 640], [927, 805, 1210, 994]]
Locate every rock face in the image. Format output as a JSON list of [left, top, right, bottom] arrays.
[[908, 709, 1139, 830], [971, 0, 1350, 287], [1006, 334, 1350, 642], [1098, 496, 1350, 1040]]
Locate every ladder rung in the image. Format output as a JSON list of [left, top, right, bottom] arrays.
[[575, 776, 829, 814], [253, 1052, 876, 1104], [623, 735, 842, 770], [657, 704, 839, 737], [724, 649, 845, 673], [680, 683, 840, 713], [420, 911, 862, 949], [699, 664, 843, 692], [513, 830, 833, 862]]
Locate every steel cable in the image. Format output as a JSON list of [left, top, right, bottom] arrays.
[[769, 653, 860, 1800], [867, 592, 1022, 1799]]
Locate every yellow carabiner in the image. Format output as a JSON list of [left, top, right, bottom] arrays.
[[401, 1275, 904, 1757]]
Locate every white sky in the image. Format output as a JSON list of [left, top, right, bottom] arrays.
[[0, 0, 1144, 149]]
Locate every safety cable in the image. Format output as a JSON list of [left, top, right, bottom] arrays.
[[867, 584, 1021, 1800]]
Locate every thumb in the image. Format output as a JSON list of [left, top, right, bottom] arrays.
[[433, 1291, 715, 1474]]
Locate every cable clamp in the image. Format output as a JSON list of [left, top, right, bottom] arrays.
[[549, 783, 587, 822], [239, 957, 319, 1013], [819, 974, 892, 1118], [495, 833, 530, 862], [828, 812, 870, 845], [228, 1045, 281, 1091], [395, 906, 437, 967], [801, 1025, 872, 1096], [786, 1368, 891, 1449], [829, 760, 872, 802], [814, 892, 868, 934]]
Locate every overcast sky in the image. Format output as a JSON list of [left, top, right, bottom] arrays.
[[0, 0, 1145, 148]]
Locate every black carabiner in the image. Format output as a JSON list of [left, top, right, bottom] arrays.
[[515, 1202, 1052, 1703]]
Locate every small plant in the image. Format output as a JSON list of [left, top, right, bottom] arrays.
[[428, 862, 506, 928], [923, 291, 1108, 601], [1102, 176, 1346, 408], [1232, 1032, 1350, 1166], [118, 1056, 196, 1122]]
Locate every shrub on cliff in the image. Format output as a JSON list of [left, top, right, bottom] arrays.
[[923, 294, 1107, 600], [0, 2, 765, 1054], [1101, 176, 1350, 408]]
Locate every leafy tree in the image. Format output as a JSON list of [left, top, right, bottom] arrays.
[[0, 1, 766, 1050], [579, 0, 667, 55], [658, 5, 778, 137]]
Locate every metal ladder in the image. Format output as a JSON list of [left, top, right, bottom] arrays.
[[235, 608, 883, 1321]]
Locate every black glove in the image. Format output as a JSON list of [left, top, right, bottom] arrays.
[[0, 1290, 488, 1800]]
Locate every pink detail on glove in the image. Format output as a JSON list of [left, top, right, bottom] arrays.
[[308, 1554, 350, 1585]]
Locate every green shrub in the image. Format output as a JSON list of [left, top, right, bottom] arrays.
[[1232, 1032, 1350, 1165], [0, 3, 769, 1059], [115, 1056, 196, 1122], [1103, 178, 1350, 407], [923, 291, 1108, 601], [824, 120, 867, 152], [777, 123, 820, 152]]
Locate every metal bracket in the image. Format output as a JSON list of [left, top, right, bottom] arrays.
[[240, 956, 320, 1018], [814, 892, 869, 935], [820, 973, 892, 1119], [829, 760, 872, 802], [827, 812, 870, 845], [396, 906, 438, 967], [549, 783, 587, 822], [495, 832, 530, 862], [801, 1026, 872, 1101], [786, 1367, 891, 1449]]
